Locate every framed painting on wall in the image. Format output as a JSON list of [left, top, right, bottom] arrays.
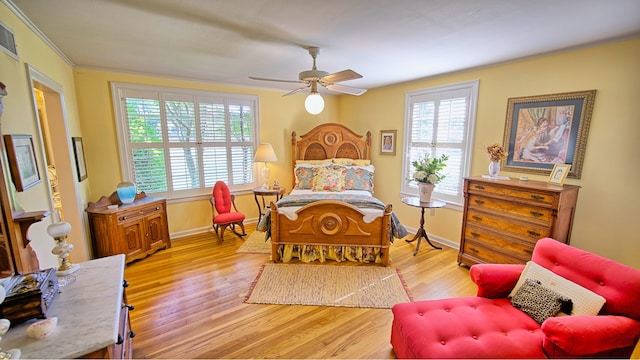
[[380, 130, 396, 155], [72, 137, 88, 182], [501, 90, 596, 178], [3, 134, 41, 192]]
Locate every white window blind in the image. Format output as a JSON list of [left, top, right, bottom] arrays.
[[402, 80, 478, 205], [112, 83, 259, 199]]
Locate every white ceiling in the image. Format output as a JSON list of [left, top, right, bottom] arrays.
[[7, 0, 640, 95]]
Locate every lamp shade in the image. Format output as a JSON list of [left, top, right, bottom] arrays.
[[254, 143, 278, 162], [305, 93, 325, 115]]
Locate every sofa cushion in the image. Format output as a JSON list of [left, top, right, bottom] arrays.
[[531, 238, 640, 319], [391, 297, 546, 358]]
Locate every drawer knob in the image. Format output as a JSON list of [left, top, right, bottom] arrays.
[[527, 230, 541, 237], [474, 185, 485, 190], [523, 249, 533, 254], [530, 211, 544, 217], [470, 232, 480, 237], [531, 195, 545, 201], [468, 247, 479, 254], [471, 215, 483, 221], [156, 206, 161, 210], [474, 199, 485, 205]]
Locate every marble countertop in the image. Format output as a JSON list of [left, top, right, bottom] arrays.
[[1, 255, 125, 359]]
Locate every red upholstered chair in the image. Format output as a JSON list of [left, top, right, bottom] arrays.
[[390, 238, 640, 358], [210, 181, 246, 240]]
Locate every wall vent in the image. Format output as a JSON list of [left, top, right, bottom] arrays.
[[0, 21, 18, 60]]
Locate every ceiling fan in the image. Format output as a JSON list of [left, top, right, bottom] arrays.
[[249, 46, 367, 98]]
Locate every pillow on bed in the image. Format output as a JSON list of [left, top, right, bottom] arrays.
[[332, 158, 371, 166], [312, 166, 346, 191], [333, 164, 375, 192], [296, 159, 331, 165], [294, 162, 332, 189]]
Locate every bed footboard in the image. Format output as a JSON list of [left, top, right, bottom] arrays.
[[270, 200, 392, 265]]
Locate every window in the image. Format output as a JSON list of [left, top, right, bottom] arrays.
[[111, 83, 259, 199], [401, 80, 478, 205]]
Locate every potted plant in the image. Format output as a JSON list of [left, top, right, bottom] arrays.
[[411, 153, 449, 202], [485, 143, 508, 178]]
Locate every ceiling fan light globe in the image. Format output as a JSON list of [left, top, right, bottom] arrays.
[[305, 93, 324, 115]]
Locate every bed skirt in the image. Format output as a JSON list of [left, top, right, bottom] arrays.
[[278, 244, 385, 264]]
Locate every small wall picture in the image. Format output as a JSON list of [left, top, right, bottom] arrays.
[[548, 163, 571, 185], [380, 130, 396, 155], [3, 134, 41, 192], [72, 137, 88, 181]]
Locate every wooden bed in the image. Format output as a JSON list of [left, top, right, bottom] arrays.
[[268, 123, 393, 266]]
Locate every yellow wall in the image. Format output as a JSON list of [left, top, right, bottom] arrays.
[[73, 69, 341, 235], [2, 1, 639, 269], [0, 4, 90, 268], [341, 38, 640, 268]]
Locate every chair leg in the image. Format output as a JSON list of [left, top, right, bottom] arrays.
[[231, 222, 246, 237], [219, 224, 230, 240]]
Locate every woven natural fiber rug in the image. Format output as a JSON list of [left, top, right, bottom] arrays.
[[244, 263, 412, 308], [236, 231, 271, 254]]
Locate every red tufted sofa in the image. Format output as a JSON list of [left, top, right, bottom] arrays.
[[390, 238, 640, 358]]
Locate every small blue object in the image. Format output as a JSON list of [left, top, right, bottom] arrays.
[[116, 182, 136, 204]]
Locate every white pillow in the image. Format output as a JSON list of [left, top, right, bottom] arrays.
[[509, 261, 606, 316]]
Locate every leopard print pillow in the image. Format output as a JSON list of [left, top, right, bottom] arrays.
[[511, 278, 573, 324]]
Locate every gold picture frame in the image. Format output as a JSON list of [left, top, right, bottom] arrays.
[[380, 130, 396, 155], [501, 90, 596, 178], [547, 164, 571, 185]]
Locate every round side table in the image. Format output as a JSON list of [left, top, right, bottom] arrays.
[[401, 196, 446, 256], [253, 187, 285, 222]]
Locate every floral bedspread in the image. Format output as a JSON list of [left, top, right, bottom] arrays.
[[256, 193, 408, 242]]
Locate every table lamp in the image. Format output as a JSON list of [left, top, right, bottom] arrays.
[[254, 143, 277, 189], [47, 213, 80, 276]]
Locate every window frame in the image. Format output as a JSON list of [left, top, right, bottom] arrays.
[[111, 82, 260, 201], [401, 80, 479, 207]]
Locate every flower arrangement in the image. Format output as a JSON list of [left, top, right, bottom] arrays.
[[411, 153, 449, 184], [485, 143, 508, 162]]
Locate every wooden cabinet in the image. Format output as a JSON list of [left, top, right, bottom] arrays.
[[87, 192, 171, 263], [458, 176, 579, 266]]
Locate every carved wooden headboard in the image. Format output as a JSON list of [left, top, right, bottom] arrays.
[[291, 123, 371, 187]]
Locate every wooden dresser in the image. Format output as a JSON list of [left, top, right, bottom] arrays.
[[458, 176, 580, 266], [87, 191, 171, 263]]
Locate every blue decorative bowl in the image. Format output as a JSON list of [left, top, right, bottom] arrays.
[[116, 182, 137, 204]]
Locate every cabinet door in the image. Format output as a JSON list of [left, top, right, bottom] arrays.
[[119, 219, 146, 261], [145, 212, 168, 252]]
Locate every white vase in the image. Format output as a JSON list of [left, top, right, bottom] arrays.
[[418, 183, 435, 202], [488, 161, 501, 178]]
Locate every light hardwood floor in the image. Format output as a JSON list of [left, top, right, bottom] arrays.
[[124, 224, 477, 359]]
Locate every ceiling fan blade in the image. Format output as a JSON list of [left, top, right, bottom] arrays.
[[283, 84, 309, 97], [321, 69, 362, 84], [249, 76, 301, 84], [325, 83, 367, 96]]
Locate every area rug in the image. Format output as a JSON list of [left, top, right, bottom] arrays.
[[244, 263, 412, 308], [236, 231, 271, 254]]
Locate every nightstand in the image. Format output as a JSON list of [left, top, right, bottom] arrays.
[[253, 187, 285, 222]]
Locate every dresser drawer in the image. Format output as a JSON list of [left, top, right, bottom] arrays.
[[461, 240, 524, 265], [117, 202, 164, 222], [466, 208, 550, 242], [468, 194, 553, 223], [467, 181, 555, 206], [464, 225, 534, 260]]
